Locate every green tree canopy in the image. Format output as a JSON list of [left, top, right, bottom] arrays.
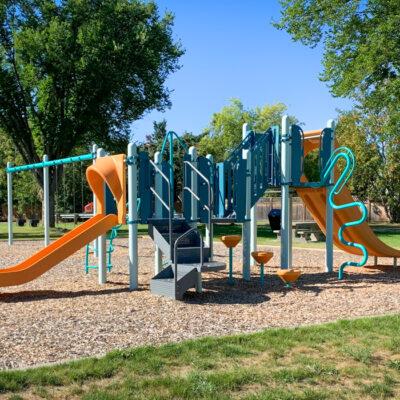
[[275, 0, 400, 221], [336, 110, 400, 222], [198, 99, 296, 162], [0, 0, 183, 224], [275, 0, 400, 131]]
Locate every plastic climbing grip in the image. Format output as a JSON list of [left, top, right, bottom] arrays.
[[322, 146, 368, 279]]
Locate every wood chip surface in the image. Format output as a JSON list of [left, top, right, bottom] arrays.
[[0, 237, 399, 370]]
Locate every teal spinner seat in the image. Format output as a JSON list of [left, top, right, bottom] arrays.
[[85, 225, 121, 273]]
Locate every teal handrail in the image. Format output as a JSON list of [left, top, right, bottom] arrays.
[[160, 130, 189, 210], [322, 146, 368, 279], [6, 153, 95, 173]]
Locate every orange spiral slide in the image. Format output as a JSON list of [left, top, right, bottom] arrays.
[[297, 131, 400, 260], [0, 154, 126, 287]]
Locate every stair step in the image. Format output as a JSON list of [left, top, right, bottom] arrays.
[[176, 246, 210, 262], [148, 219, 192, 240], [161, 233, 199, 245], [150, 265, 199, 300], [171, 261, 226, 272]]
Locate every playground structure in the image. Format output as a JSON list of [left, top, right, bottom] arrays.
[[1, 116, 400, 299]]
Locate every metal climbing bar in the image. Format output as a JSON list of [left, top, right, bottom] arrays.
[[6, 153, 95, 173]]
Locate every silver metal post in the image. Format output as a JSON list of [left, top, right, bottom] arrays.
[[128, 143, 139, 290], [43, 155, 50, 247], [154, 151, 163, 274], [281, 115, 292, 269], [189, 146, 198, 226], [206, 154, 214, 259], [325, 119, 335, 272], [92, 144, 98, 255], [97, 148, 107, 284], [7, 162, 13, 246], [242, 147, 252, 281]]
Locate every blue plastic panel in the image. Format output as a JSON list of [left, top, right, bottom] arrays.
[[182, 153, 192, 222], [291, 124, 304, 186], [197, 156, 213, 223], [233, 159, 247, 222], [138, 152, 152, 223], [319, 127, 333, 181], [215, 162, 225, 218], [271, 126, 281, 186]]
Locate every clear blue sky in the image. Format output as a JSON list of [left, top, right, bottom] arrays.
[[131, 0, 352, 141]]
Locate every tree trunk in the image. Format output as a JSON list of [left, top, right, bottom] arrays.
[[37, 165, 63, 228], [388, 204, 400, 223]]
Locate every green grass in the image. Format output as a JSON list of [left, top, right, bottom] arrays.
[[0, 315, 399, 399], [1, 221, 400, 250]]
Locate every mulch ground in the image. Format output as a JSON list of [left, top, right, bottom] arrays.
[[0, 237, 399, 370]]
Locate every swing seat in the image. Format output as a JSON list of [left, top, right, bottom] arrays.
[[85, 225, 121, 273]]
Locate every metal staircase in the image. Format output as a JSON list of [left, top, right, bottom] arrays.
[[149, 219, 225, 300]]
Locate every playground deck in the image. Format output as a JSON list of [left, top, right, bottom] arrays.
[[0, 237, 399, 370]]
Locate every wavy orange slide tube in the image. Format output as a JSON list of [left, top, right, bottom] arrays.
[[0, 154, 125, 287]]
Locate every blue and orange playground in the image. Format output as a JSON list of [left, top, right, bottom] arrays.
[[2, 116, 399, 300]]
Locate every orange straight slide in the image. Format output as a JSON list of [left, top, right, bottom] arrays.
[[0, 214, 118, 287], [297, 130, 400, 260], [0, 152, 126, 288]]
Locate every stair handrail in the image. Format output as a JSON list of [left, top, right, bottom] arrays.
[[173, 227, 204, 291], [149, 159, 173, 259], [184, 160, 213, 258]]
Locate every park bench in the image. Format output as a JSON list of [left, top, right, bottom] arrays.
[[294, 222, 325, 242]]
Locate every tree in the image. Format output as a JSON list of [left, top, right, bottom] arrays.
[[275, 0, 400, 129], [142, 119, 168, 160], [0, 130, 42, 220], [0, 0, 183, 225], [336, 111, 400, 222], [198, 99, 296, 162], [275, 0, 400, 221]]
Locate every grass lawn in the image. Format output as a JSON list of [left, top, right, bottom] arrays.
[[0, 315, 399, 399], [1, 221, 399, 250]]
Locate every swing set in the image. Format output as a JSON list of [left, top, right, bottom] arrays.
[[6, 145, 121, 272]]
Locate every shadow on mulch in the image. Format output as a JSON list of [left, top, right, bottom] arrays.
[[0, 286, 138, 303], [183, 269, 400, 305], [1, 268, 398, 305]]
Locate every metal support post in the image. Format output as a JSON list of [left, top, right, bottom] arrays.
[[154, 151, 163, 274], [325, 119, 335, 272], [92, 144, 98, 255], [242, 147, 252, 281], [128, 143, 139, 290], [7, 162, 13, 246], [97, 148, 107, 284], [206, 154, 214, 258], [43, 155, 50, 247], [189, 146, 198, 226], [228, 247, 234, 285], [281, 115, 292, 269]]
